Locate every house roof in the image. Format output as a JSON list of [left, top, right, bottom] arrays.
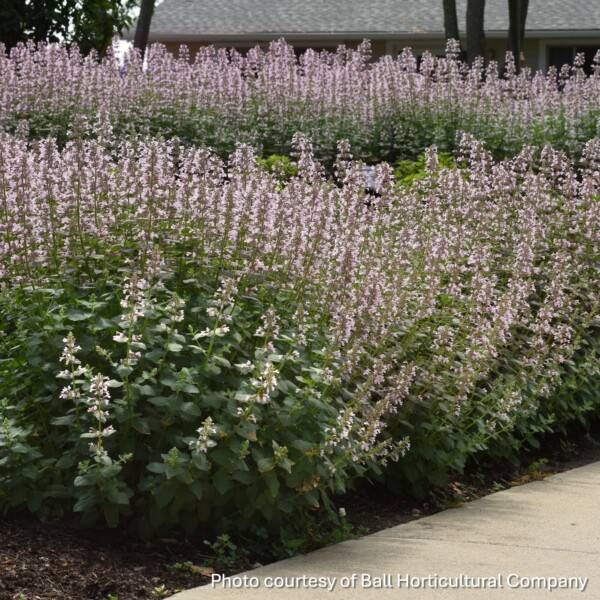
[[125, 0, 600, 42]]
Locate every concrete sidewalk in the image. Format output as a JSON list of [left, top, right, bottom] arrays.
[[170, 462, 600, 599]]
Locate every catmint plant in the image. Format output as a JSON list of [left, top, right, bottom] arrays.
[[0, 124, 598, 535]]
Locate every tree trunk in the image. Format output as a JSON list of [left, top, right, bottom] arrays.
[[466, 0, 486, 65], [133, 0, 156, 59], [519, 0, 529, 49], [508, 0, 521, 71], [443, 0, 461, 49]]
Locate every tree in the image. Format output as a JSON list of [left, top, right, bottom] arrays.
[[508, 0, 529, 72], [133, 0, 156, 59], [0, 1, 26, 50], [466, 0, 486, 65], [0, 0, 137, 56], [443, 0, 461, 51]]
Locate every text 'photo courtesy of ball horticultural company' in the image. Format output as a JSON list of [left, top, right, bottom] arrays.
[[210, 573, 590, 592]]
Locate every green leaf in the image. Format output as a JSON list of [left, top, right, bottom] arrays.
[[232, 471, 255, 485], [146, 462, 167, 474], [74, 474, 94, 487], [189, 480, 203, 501], [205, 364, 222, 376], [21, 466, 38, 480], [176, 469, 194, 485], [192, 452, 210, 471], [237, 421, 257, 441], [181, 402, 202, 417], [427, 470, 448, 487], [212, 356, 231, 368], [148, 396, 171, 407], [94, 317, 119, 330], [104, 503, 120, 528], [213, 470, 232, 495], [257, 457, 275, 473], [285, 465, 307, 488], [149, 504, 165, 529], [162, 378, 179, 391], [167, 343, 183, 352], [180, 382, 200, 394], [154, 483, 175, 508], [134, 384, 155, 396], [106, 487, 131, 505], [132, 418, 151, 435], [65, 311, 94, 322], [277, 458, 295, 474], [303, 490, 319, 507], [101, 464, 122, 478], [51, 415, 76, 427], [12, 443, 35, 455], [73, 491, 97, 513], [116, 364, 133, 377], [265, 471, 279, 497], [210, 448, 232, 466], [290, 439, 314, 452]]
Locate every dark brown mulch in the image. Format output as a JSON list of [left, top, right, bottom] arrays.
[[2, 430, 600, 600], [0, 517, 215, 600]]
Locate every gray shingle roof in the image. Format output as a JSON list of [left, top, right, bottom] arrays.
[[131, 0, 600, 40]]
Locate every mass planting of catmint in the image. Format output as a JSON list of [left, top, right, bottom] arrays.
[[0, 39, 599, 539], [1, 39, 599, 162]]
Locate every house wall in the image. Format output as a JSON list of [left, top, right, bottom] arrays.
[[538, 37, 600, 73], [159, 36, 599, 73], [486, 38, 540, 70]]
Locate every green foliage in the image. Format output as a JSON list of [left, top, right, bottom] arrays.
[[393, 152, 457, 187], [0, 0, 136, 56], [203, 534, 240, 569], [256, 155, 298, 182], [0, 132, 598, 550], [0, 267, 395, 536], [272, 508, 359, 557], [383, 312, 600, 497]]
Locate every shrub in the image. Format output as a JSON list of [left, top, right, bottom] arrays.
[[0, 131, 598, 533], [0, 271, 408, 537]]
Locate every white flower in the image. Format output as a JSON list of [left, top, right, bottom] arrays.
[[59, 332, 82, 366], [191, 416, 219, 453], [235, 360, 253, 373], [60, 386, 80, 400], [194, 328, 213, 339], [102, 425, 116, 437]]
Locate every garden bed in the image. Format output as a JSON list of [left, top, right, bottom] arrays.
[[1, 39, 599, 600], [1, 428, 599, 600]]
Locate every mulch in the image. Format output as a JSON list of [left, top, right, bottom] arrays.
[[2, 430, 599, 600], [0, 516, 214, 599]]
